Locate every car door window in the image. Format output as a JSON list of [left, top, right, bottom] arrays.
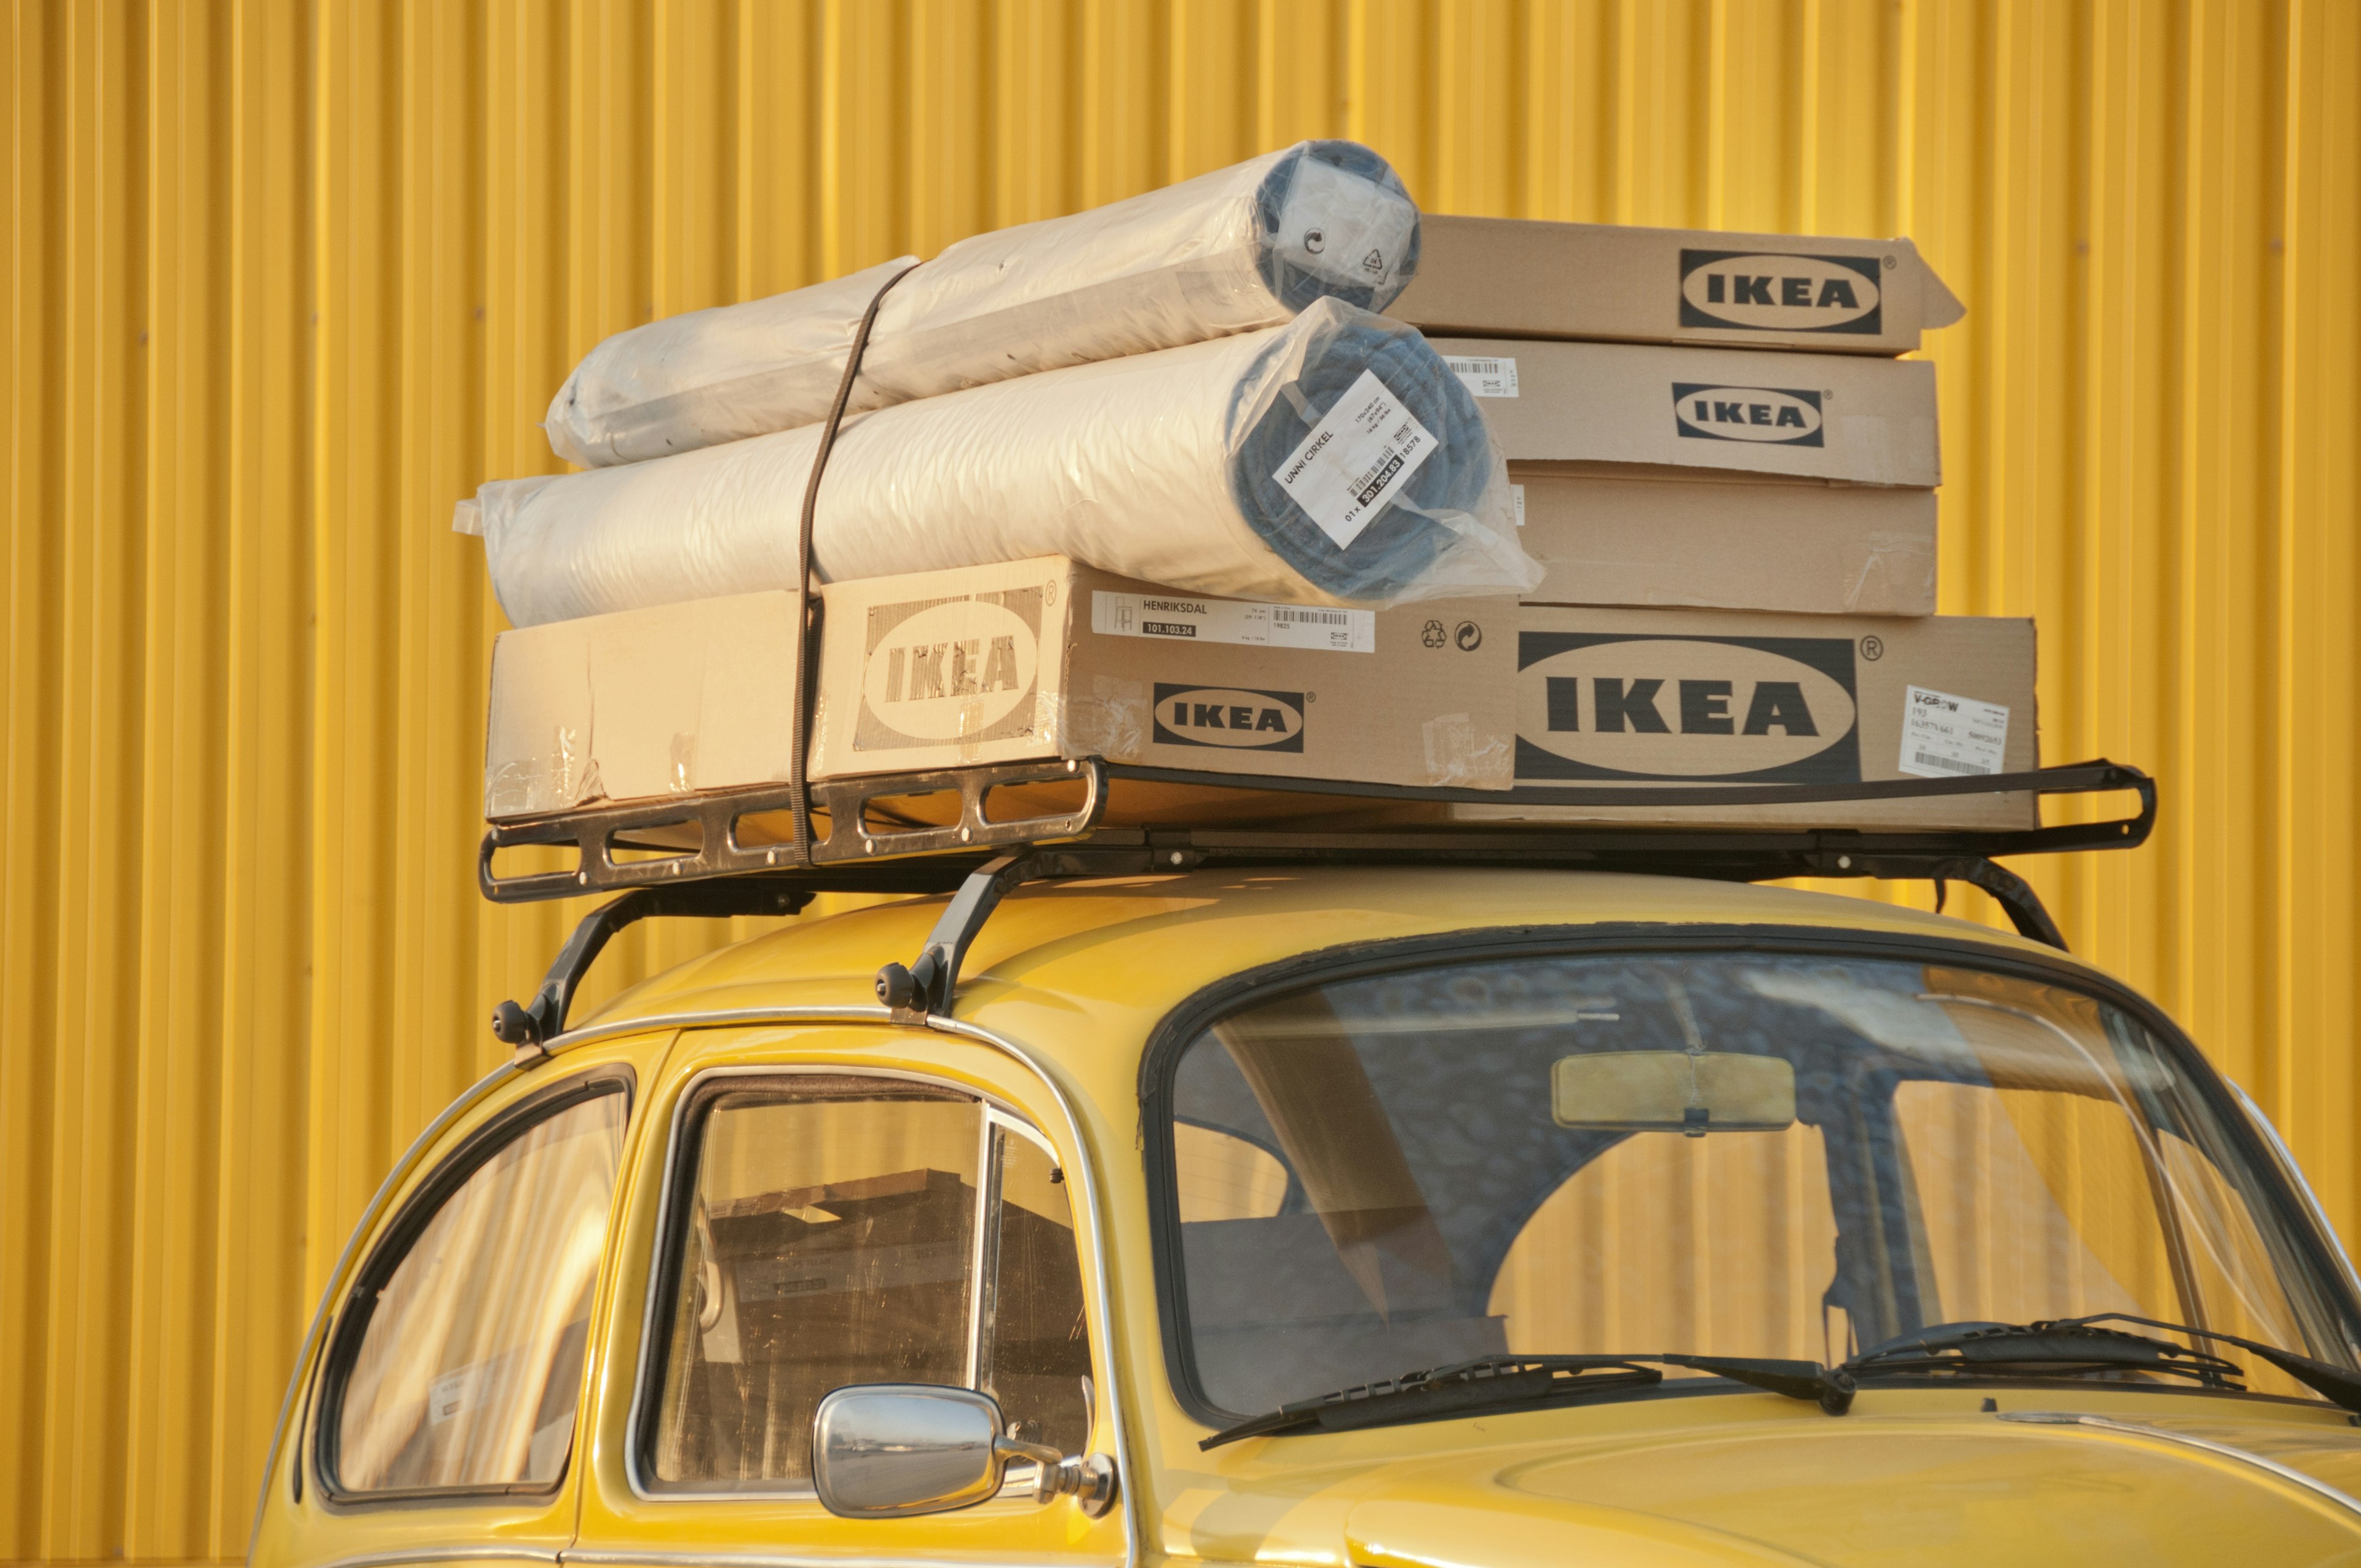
[[638, 1074, 1093, 1494], [323, 1074, 629, 1496], [981, 1121, 1092, 1455]]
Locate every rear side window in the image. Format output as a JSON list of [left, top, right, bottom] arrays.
[[321, 1074, 630, 1497]]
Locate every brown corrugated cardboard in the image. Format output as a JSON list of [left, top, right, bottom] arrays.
[[484, 589, 801, 820], [1457, 605, 2036, 830], [1512, 464, 1937, 616], [812, 557, 1517, 790], [1388, 215, 1966, 354], [1438, 337, 1940, 486]]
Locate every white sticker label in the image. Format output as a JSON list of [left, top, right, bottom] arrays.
[[1093, 591, 1374, 653], [1271, 369, 1439, 550], [1899, 685, 2009, 778], [1511, 483, 1526, 527], [428, 1368, 470, 1425], [1445, 355, 1519, 398]]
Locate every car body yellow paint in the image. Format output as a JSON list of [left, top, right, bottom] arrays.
[[247, 870, 2361, 1568]]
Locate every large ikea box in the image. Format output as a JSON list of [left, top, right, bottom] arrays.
[[1457, 605, 2037, 830], [811, 557, 1519, 790], [1388, 215, 1965, 355]]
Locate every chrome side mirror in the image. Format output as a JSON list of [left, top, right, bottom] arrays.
[[811, 1384, 1118, 1519]]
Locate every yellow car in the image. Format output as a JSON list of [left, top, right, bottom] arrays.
[[247, 865, 2361, 1568]]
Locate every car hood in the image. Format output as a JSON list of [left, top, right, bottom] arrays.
[[1339, 1409, 2361, 1567]]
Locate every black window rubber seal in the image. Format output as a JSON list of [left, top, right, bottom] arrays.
[[311, 1063, 636, 1508], [1136, 920, 2361, 1432]]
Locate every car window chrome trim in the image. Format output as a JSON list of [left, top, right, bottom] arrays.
[[2226, 1076, 2361, 1339], [313, 1550, 561, 1568], [622, 1055, 1092, 1515], [315, 1065, 638, 1508], [927, 1013, 1137, 1568], [563, 1553, 1123, 1568], [551, 1005, 894, 1054], [625, 1062, 993, 1503], [249, 1057, 524, 1549], [1999, 1411, 2361, 1519]]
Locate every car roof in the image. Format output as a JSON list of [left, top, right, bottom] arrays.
[[573, 866, 2094, 1054]]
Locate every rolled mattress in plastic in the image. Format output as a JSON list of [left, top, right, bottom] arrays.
[[477, 299, 1536, 625], [544, 140, 1422, 466]]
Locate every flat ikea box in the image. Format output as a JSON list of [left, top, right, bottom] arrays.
[[1438, 337, 1940, 487], [484, 589, 802, 820], [1455, 605, 2036, 830], [1512, 464, 1938, 617], [1388, 215, 1965, 354], [812, 557, 1517, 790]]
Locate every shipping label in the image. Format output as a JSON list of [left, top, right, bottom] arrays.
[[1092, 589, 1374, 653], [1272, 369, 1439, 550], [1898, 685, 2009, 778]]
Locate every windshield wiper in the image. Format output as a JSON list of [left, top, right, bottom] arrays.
[[1846, 1319, 2243, 1387], [1199, 1351, 1856, 1449], [1845, 1313, 2361, 1414]]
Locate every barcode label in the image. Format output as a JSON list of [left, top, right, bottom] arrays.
[[1444, 355, 1520, 398], [1898, 685, 2009, 779], [1091, 591, 1375, 653]]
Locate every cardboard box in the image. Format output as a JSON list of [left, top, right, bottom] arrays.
[[1456, 605, 2036, 830], [812, 557, 1517, 790], [484, 589, 802, 820], [1438, 337, 1940, 486], [1388, 215, 1965, 355], [1512, 464, 1937, 616]]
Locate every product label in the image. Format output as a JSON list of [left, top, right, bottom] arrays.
[[1511, 483, 1526, 528], [1898, 685, 2009, 778], [428, 1369, 471, 1425], [1677, 250, 1886, 334], [1272, 369, 1439, 550], [1093, 590, 1373, 653], [1444, 355, 1520, 398]]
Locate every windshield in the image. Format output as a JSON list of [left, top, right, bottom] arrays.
[[1158, 945, 2360, 1416]]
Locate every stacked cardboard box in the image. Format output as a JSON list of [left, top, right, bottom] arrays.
[[483, 213, 2032, 836], [1379, 216, 2034, 830]]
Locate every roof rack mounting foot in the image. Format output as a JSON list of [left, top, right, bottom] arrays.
[[1915, 855, 2066, 951], [491, 878, 815, 1062], [877, 851, 1042, 1025], [877, 842, 1184, 1023]]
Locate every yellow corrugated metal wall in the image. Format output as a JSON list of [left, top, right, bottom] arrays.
[[4, 1, 2357, 1559]]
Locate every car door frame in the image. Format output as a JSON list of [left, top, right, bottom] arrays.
[[570, 1013, 1133, 1568]]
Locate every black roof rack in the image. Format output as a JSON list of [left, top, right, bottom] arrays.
[[483, 757, 2154, 1058]]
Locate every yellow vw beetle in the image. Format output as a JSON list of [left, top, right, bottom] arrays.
[[247, 866, 2361, 1568]]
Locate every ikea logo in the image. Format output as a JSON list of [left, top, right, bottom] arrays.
[[1152, 684, 1305, 752], [858, 596, 1039, 744], [1514, 632, 1862, 784], [1673, 384, 1825, 446], [1679, 250, 1884, 334]]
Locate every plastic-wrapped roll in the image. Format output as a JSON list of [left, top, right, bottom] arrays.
[[544, 141, 1421, 467], [477, 299, 1536, 624]]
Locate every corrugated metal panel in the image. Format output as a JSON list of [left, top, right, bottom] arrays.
[[4, 1, 2357, 1559]]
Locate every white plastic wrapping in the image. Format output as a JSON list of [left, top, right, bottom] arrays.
[[478, 299, 1537, 626], [544, 141, 1422, 466]]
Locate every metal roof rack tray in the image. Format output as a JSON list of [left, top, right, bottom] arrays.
[[480, 757, 2154, 1056]]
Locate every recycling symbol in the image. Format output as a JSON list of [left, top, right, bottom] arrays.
[[1304, 228, 1326, 254], [1362, 248, 1385, 275], [1421, 620, 1447, 648]]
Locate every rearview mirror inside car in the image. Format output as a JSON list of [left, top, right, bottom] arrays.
[[1552, 1050, 1796, 1135]]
